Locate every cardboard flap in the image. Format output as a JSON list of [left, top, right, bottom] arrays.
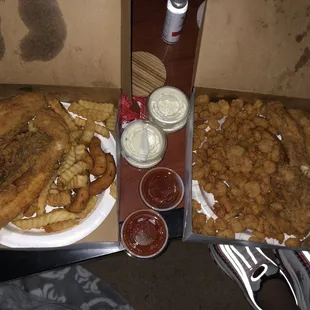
[[0, 0, 130, 91], [194, 0, 310, 99]]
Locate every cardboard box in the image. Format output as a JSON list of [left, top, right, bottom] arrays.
[[183, 0, 310, 249], [0, 0, 131, 245], [193, 0, 310, 99]]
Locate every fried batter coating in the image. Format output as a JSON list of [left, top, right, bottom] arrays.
[[266, 102, 309, 169], [195, 95, 210, 105], [192, 95, 310, 245], [192, 213, 206, 233], [216, 229, 235, 239], [285, 238, 301, 248], [229, 218, 244, 233], [201, 218, 216, 236], [192, 199, 202, 212], [192, 165, 204, 180], [289, 109, 310, 175]]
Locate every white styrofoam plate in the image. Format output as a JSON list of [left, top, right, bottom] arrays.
[[0, 102, 116, 248], [197, 1, 206, 29]]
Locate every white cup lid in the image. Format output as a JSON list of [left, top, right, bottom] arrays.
[[148, 86, 189, 125], [121, 120, 167, 168]]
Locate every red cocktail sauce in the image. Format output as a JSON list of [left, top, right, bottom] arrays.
[[140, 167, 184, 211], [121, 209, 168, 258]]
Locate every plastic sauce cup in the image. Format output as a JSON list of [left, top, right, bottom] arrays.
[[147, 86, 190, 133], [139, 167, 184, 212], [121, 209, 169, 259], [121, 120, 167, 169]]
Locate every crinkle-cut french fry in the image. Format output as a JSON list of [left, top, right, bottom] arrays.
[[14, 212, 24, 221], [94, 125, 110, 138], [28, 120, 37, 132], [47, 191, 72, 206], [24, 201, 37, 217], [65, 175, 88, 190], [49, 183, 59, 195], [58, 161, 90, 184], [13, 209, 78, 230], [74, 117, 110, 138], [71, 130, 83, 142], [92, 110, 111, 121], [82, 151, 93, 171], [78, 196, 98, 219], [105, 112, 117, 131], [68, 102, 85, 115], [78, 100, 114, 114], [58, 146, 76, 175], [70, 134, 78, 146], [49, 99, 78, 132], [109, 180, 117, 199], [79, 118, 96, 145], [69, 102, 110, 122], [44, 219, 78, 233], [36, 199, 46, 216], [50, 183, 58, 190], [37, 178, 55, 216], [75, 144, 86, 161], [74, 117, 86, 127], [49, 188, 59, 195]]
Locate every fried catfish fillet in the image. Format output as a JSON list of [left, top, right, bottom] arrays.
[[266, 102, 309, 173], [288, 109, 310, 174], [0, 131, 51, 191], [0, 94, 70, 228], [0, 92, 46, 141], [270, 164, 310, 238]]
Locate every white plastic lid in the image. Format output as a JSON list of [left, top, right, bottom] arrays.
[[121, 120, 167, 169], [148, 86, 190, 132]]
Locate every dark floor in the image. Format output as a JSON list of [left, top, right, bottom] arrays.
[[83, 239, 252, 310]]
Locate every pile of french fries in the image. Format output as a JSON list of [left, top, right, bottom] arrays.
[[12, 99, 117, 233]]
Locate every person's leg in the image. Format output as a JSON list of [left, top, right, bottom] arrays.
[[0, 283, 76, 310], [9, 265, 133, 310]]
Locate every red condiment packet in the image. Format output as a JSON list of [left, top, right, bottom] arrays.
[[133, 95, 147, 120], [120, 90, 148, 128]]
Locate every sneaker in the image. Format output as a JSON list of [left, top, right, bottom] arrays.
[[275, 250, 310, 310], [209, 244, 298, 310]]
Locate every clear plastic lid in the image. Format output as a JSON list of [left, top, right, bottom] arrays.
[[121, 120, 167, 169], [147, 86, 190, 133]]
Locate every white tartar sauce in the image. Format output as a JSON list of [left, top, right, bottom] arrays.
[[147, 86, 190, 133], [121, 120, 167, 169]]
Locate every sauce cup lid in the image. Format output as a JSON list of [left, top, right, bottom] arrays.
[[147, 86, 190, 126], [121, 120, 167, 169]]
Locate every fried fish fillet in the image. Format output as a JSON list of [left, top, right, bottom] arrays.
[[0, 92, 46, 141], [270, 164, 310, 238], [266, 102, 309, 171], [0, 131, 51, 191], [288, 109, 310, 167], [0, 94, 70, 228]]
